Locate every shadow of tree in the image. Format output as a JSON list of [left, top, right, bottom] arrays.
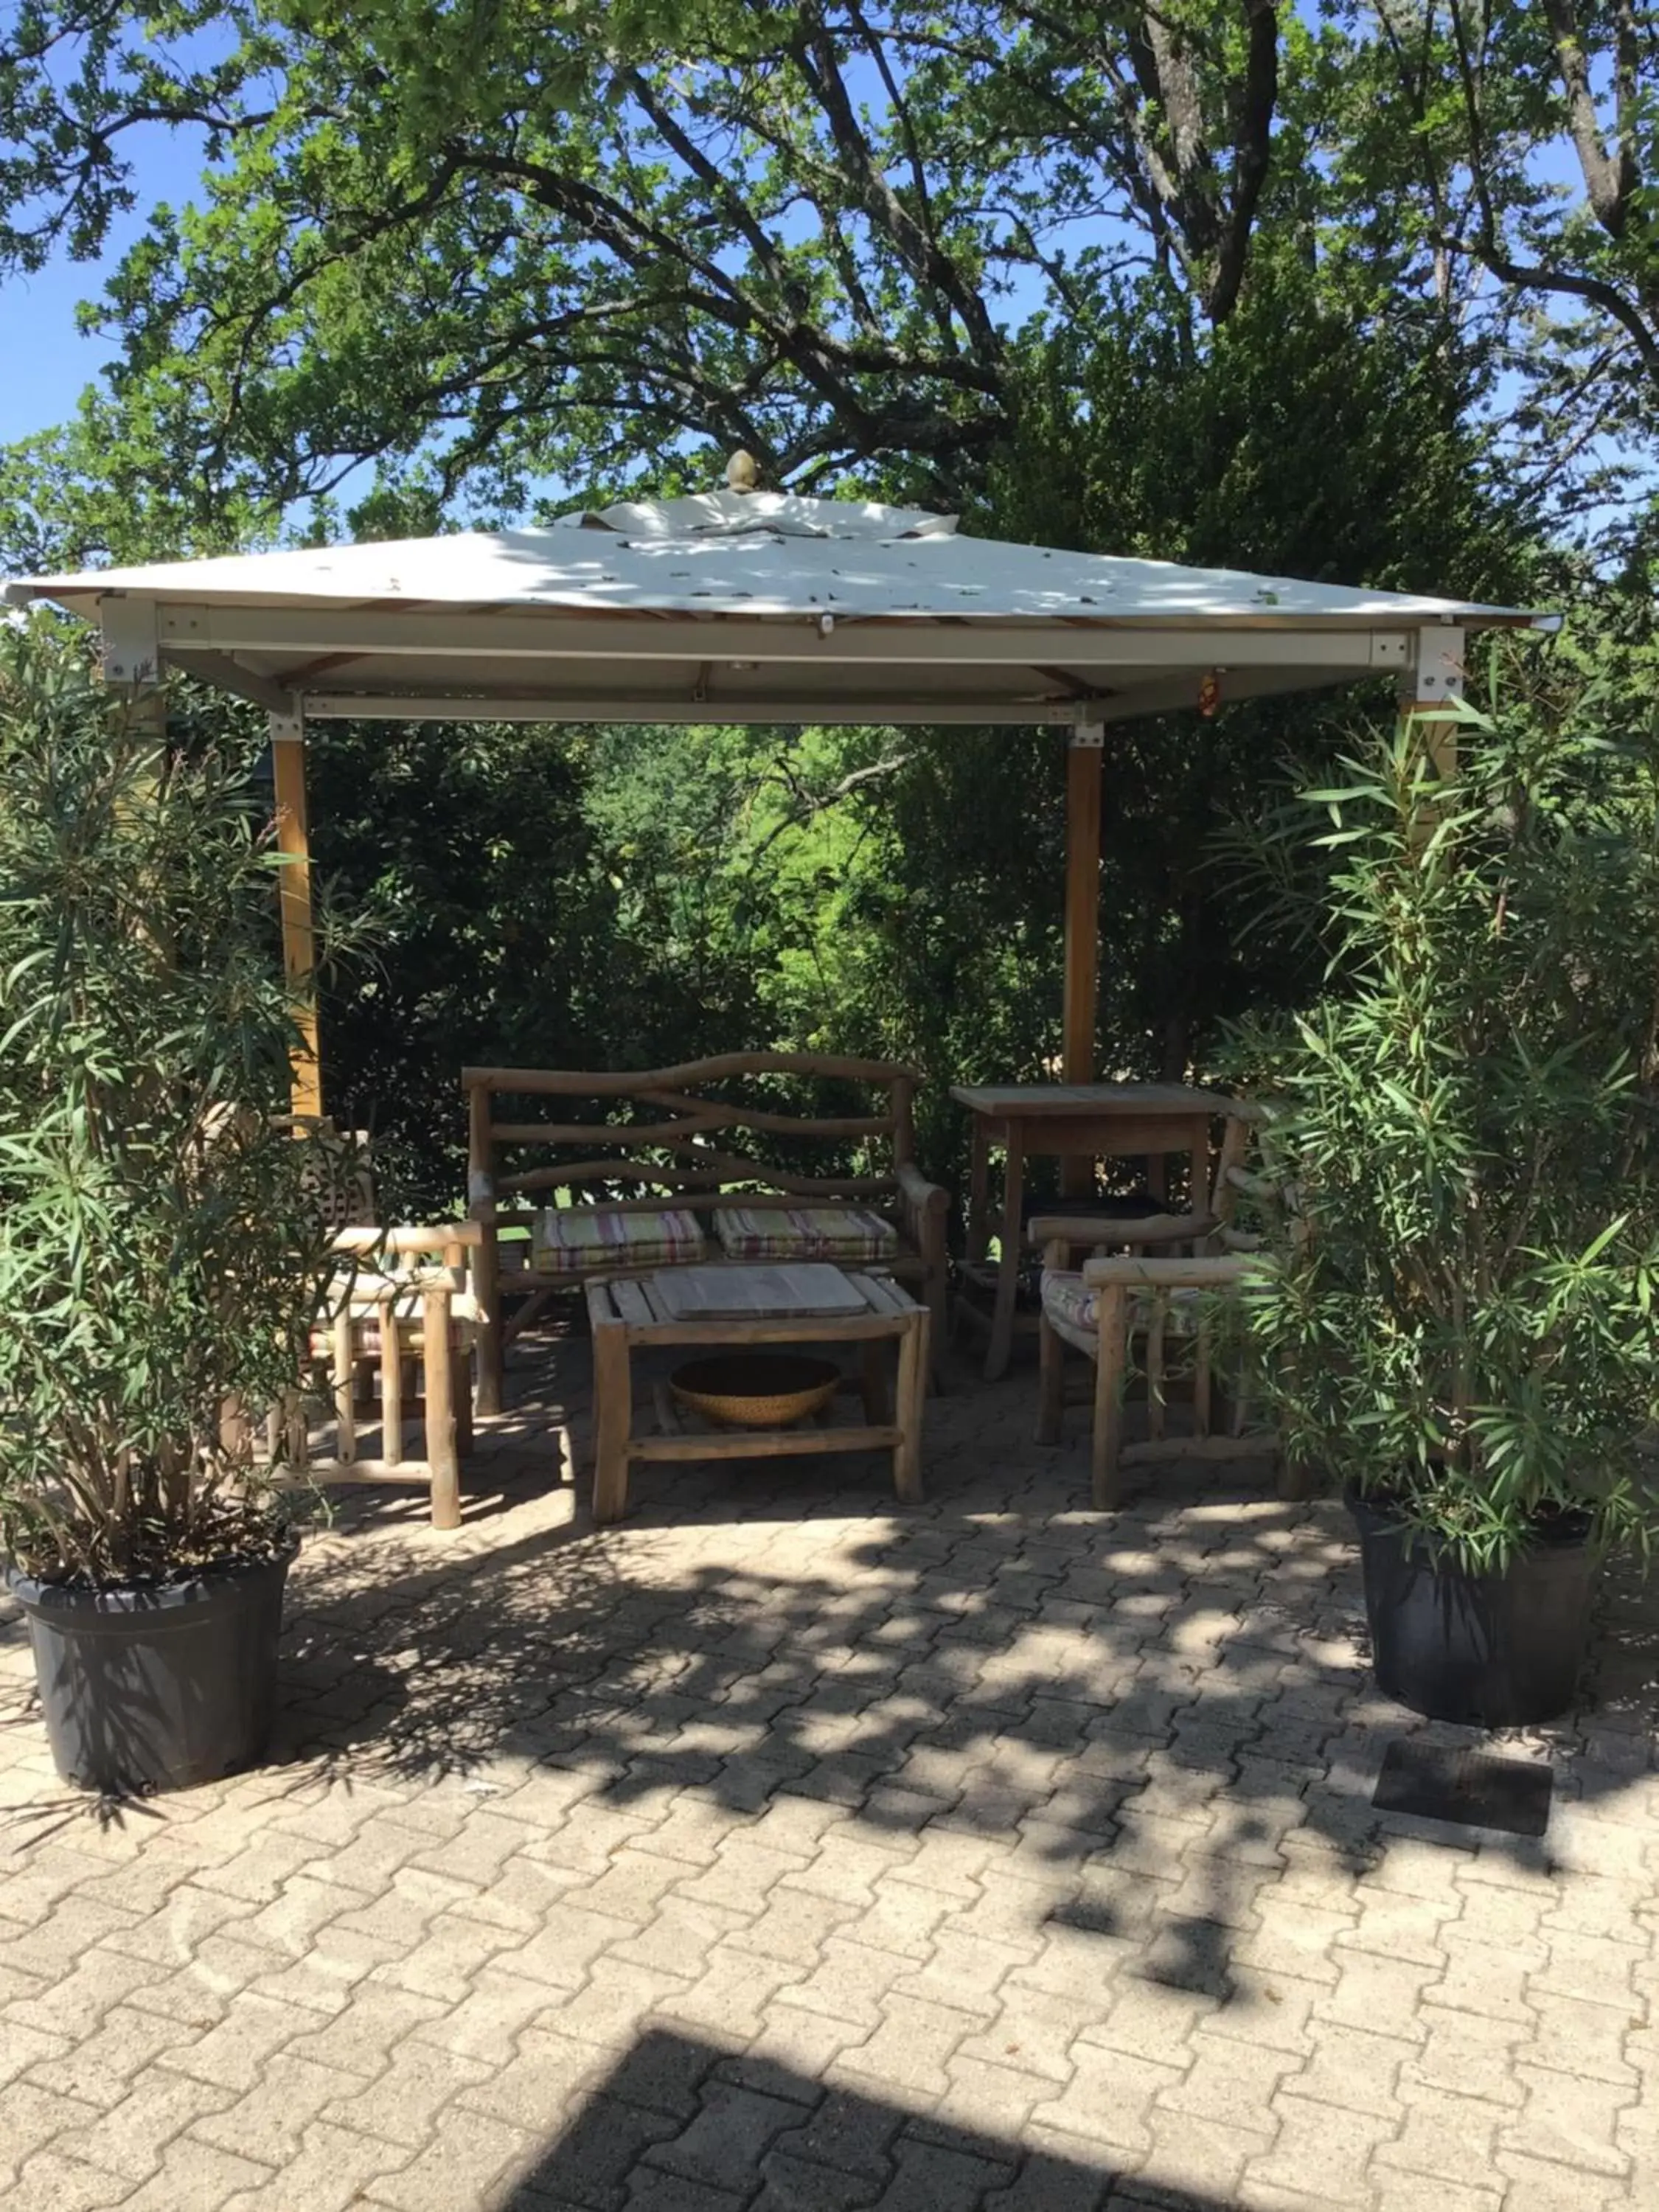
[[4, 1346, 1655, 2045], [493, 2023, 1233, 2208], [258, 1368, 1659, 2033]]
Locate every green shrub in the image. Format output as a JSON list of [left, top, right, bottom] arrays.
[[1234, 695, 1659, 1571], [0, 625, 347, 1585]]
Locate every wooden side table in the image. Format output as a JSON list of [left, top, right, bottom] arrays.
[[950, 1083, 1239, 1382], [584, 1264, 928, 1525]]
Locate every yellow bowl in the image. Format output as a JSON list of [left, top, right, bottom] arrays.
[[669, 1352, 841, 1430]]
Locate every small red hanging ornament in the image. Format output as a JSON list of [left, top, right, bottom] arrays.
[[1197, 672, 1221, 718]]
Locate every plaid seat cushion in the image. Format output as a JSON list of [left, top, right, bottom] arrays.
[[712, 1203, 899, 1264], [309, 1273, 479, 1361], [1040, 1270, 1099, 1336], [310, 1315, 474, 1360], [530, 1205, 708, 1276], [1040, 1270, 1202, 1349]]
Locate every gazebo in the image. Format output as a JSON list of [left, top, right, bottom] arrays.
[[6, 480, 1551, 1116]]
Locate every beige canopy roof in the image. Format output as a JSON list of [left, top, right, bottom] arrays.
[[6, 484, 1554, 1122], [5, 490, 1550, 728]]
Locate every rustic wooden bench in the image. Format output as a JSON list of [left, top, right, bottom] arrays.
[[462, 1052, 950, 1410]]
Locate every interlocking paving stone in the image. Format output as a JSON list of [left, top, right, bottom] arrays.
[[187, 2050, 344, 2166], [360, 2103, 539, 2209], [7, 2148, 138, 2210], [116, 2134, 276, 2211], [215, 2117, 410, 2211], [644, 2077, 806, 2189], [2, 1341, 1658, 2210], [984, 2144, 1114, 2210], [754, 2146, 888, 2210], [321, 2034, 495, 2147], [1244, 2090, 1394, 2204]]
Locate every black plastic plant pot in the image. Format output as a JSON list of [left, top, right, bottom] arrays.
[[1347, 1490, 1596, 1727], [6, 1534, 299, 1794]]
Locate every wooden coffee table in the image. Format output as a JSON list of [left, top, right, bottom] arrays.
[[583, 1264, 928, 1525]]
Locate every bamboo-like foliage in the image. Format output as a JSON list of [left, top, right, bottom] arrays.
[[1233, 695, 1659, 1572], [0, 624, 347, 1585]]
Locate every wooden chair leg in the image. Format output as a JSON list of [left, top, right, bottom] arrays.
[[284, 1388, 309, 1470], [1145, 1291, 1167, 1443], [967, 1120, 990, 1267], [380, 1297, 404, 1464], [985, 1141, 1024, 1382], [332, 1310, 357, 1464], [473, 1225, 504, 1416], [1193, 1312, 1212, 1439], [220, 1395, 251, 1464], [1091, 1284, 1127, 1509], [1278, 1455, 1317, 1501], [591, 1310, 633, 1526], [455, 1350, 474, 1457], [1036, 1312, 1065, 1444], [925, 1263, 949, 1394], [423, 1288, 462, 1531]]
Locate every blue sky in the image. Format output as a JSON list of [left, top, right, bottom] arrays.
[[0, 124, 206, 445]]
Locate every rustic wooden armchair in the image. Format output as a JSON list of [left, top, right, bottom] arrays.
[[1032, 1113, 1307, 1506], [296, 1222, 486, 1531], [257, 1123, 487, 1530]]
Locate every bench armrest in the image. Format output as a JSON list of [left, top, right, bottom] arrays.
[[331, 1221, 483, 1256], [896, 1161, 950, 1217]]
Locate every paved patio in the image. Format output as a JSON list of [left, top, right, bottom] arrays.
[[1, 1329, 1657, 2212]]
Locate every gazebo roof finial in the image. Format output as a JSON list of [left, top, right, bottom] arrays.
[[725, 449, 759, 494]]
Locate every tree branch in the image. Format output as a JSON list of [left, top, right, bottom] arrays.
[[1540, 0, 1632, 237], [1210, 0, 1279, 321], [750, 748, 913, 861]]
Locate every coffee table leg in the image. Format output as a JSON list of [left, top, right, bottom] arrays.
[[860, 1338, 889, 1424], [894, 1312, 926, 1504], [591, 1308, 632, 1526]]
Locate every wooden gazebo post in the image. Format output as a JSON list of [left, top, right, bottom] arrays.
[[1060, 726, 1105, 1195], [1062, 726, 1105, 1084], [1403, 625, 1465, 779], [269, 707, 323, 1119]]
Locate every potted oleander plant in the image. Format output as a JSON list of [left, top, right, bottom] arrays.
[[1234, 693, 1659, 1724], [0, 623, 348, 1792]]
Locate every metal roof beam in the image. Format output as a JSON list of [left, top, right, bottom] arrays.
[[298, 693, 1103, 726], [150, 603, 1413, 672], [297, 661, 1397, 725], [165, 649, 304, 717]]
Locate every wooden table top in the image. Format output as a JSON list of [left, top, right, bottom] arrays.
[[647, 1262, 871, 1321], [950, 1082, 1238, 1117]]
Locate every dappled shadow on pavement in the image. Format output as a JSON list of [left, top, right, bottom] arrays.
[[0, 1335, 1654, 2212], [265, 1330, 1659, 2003], [495, 2024, 1227, 2209]]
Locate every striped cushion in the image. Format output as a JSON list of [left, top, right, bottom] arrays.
[[1040, 1270, 1203, 1346], [310, 1274, 479, 1360], [712, 1204, 898, 1264], [530, 1205, 708, 1276], [1040, 1270, 1099, 1336], [310, 1315, 473, 1360]]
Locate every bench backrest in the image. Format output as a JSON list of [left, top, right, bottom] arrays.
[[462, 1052, 919, 1219]]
